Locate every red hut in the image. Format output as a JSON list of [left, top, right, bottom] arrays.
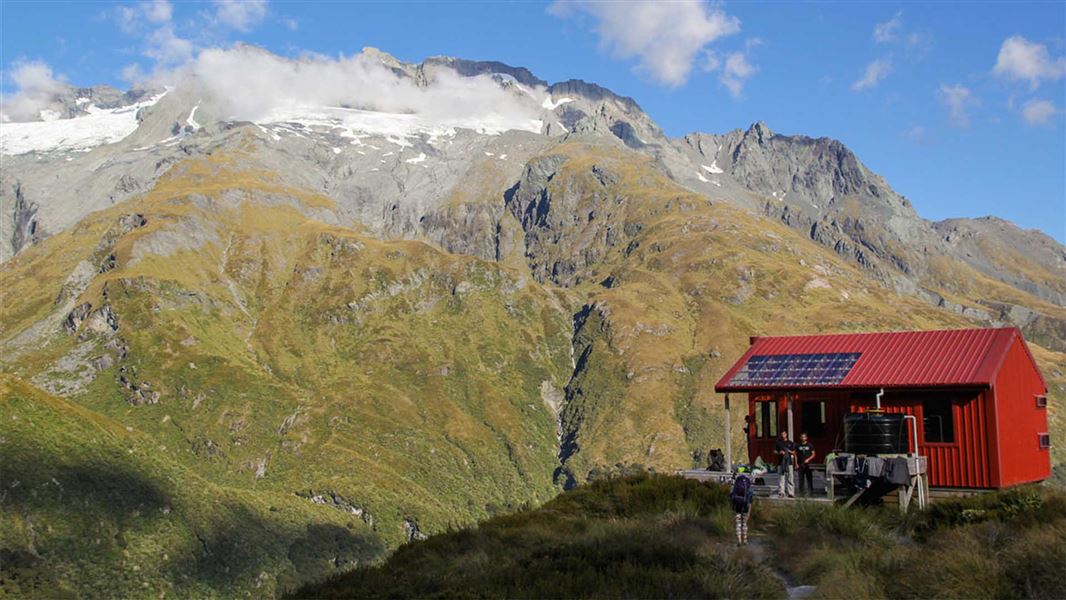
[[714, 327, 1051, 490]]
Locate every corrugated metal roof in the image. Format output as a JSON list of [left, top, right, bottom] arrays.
[[715, 327, 1029, 392]]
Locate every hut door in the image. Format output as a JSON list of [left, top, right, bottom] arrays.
[[798, 400, 827, 440]]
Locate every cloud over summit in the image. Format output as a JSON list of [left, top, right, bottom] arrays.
[[164, 46, 542, 128]]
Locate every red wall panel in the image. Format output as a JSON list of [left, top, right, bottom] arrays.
[[992, 338, 1051, 486]]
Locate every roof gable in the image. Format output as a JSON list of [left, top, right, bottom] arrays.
[[715, 327, 1031, 392]]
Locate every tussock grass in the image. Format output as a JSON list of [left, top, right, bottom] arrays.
[[763, 486, 1066, 600], [295, 477, 1066, 599], [292, 474, 785, 599]]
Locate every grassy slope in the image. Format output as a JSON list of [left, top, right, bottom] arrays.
[[0, 139, 1063, 596], [0, 375, 384, 598], [0, 151, 574, 595], [293, 474, 1066, 600]]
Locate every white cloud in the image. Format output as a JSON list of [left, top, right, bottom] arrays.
[[993, 36, 1066, 89], [873, 12, 902, 43], [113, 0, 273, 78], [549, 0, 740, 87], [120, 63, 145, 83], [116, 0, 173, 34], [212, 0, 268, 33], [901, 124, 927, 143], [719, 54, 751, 98], [851, 58, 892, 91], [144, 25, 195, 66], [154, 46, 541, 128], [937, 83, 976, 128], [113, 1, 194, 71], [1021, 99, 1061, 126], [0, 61, 68, 121], [705, 38, 761, 98], [144, 0, 173, 24]]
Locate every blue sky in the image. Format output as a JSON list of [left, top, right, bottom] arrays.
[[3, 1, 1064, 240]]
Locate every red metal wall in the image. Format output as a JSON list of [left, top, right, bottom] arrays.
[[992, 338, 1051, 486], [862, 392, 994, 488], [746, 389, 999, 488]]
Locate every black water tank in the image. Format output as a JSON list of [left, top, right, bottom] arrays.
[[844, 412, 906, 455]]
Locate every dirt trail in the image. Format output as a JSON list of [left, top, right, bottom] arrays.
[[744, 535, 816, 600]]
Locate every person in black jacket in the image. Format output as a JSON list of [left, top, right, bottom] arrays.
[[774, 431, 796, 498], [795, 433, 816, 497]]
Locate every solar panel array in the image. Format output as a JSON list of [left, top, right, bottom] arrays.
[[728, 352, 862, 387]]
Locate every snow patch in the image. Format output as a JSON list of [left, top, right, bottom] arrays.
[[701, 161, 724, 174], [697, 172, 709, 183], [186, 104, 201, 131], [1, 91, 167, 155], [256, 124, 281, 141], [253, 104, 541, 148], [405, 152, 426, 164], [541, 96, 574, 110]]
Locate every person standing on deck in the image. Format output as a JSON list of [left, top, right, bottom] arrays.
[[774, 431, 796, 498], [795, 432, 816, 497]]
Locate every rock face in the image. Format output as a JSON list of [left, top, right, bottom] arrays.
[[2, 47, 1061, 334], [934, 216, 1066, 305]]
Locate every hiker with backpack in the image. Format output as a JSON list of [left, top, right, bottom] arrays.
[[730, 466, 755, 545]]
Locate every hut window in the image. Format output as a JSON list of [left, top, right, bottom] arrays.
[[923, 400, 955, 443], [1036, 395, 1048, 408], [1038, 433, 1051, 449], [754, 400, 777, 438], [800, 401, 826, 438]]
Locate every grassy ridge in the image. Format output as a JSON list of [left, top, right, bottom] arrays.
[[0, 153, 576, 595], [0, 375, 385, 598], [292, 474, 785, 599], [294, 474, 1066, 600]]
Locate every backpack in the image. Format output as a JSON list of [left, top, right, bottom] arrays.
[[730, 474, 752, 505]]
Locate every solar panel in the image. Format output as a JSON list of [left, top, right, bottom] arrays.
[[727, 352, 861, 387]]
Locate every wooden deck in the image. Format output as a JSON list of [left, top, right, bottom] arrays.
[[678, 469, 831, 499], [679, 467, 978, 507]]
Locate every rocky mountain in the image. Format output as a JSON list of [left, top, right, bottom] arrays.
[[1, 47, 1063, 596]]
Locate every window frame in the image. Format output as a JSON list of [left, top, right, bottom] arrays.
[[1038, 433, 1051, 449], [922, 398, 957, 445], [753, 400, 778, 439]]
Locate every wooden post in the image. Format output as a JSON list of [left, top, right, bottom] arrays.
[[787, 394, 795, 493], [724, 394, 731, 471], [900, 479, 914, 512], [786, 393, 794, 441]]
